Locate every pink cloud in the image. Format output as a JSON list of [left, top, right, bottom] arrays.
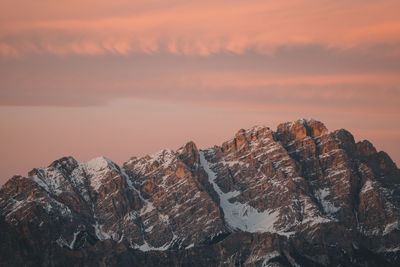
[[1, 0, 400, 57]]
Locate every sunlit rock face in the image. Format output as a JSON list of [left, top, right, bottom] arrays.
[[1, 119, 399, 266]]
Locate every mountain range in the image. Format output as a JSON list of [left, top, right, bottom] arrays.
[[1, 119, 399, 266]]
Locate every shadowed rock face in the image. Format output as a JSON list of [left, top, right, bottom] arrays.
[[1, 119, 399, 267]]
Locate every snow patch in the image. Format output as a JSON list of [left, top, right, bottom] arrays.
[[380, 246, 400, 253], [85, 156, 119, 191], [129, 149, 176, 175], [383, 221, 399, 235], [300, 197, 331, 226], [361, 180, 374, 194], [200, 151, 283, 234], [31, 175, 50, 192], [245, 251, 280, 266], [94, 222, 113, 241], [69, 231, 80, 249], [86, 156, 116, 172], [133, 233, 178, 252], [140, 202, 155, 215], [185, 243, 194, 249], [315, 188, 340, 215], [56, 236, 69, 248], [262, 251, 281, 266]]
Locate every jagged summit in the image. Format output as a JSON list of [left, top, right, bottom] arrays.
[[1, 119, 400, 266], [277, 118, 328, 143], [357, 139, 378, 156], [48, 156, 79, 169]]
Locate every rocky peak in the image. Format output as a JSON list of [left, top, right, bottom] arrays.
[[357, 140, 378, 156], [356, 140, 398, 172], [27, 156, 79, 178], [234, 128, 249, 149], [306, 119, 328, 137], [129, 149, 177, 175], [222, 126, 273, 157], [276, 119, 328, 145], [49, 156, 79, 168], [86, 156, 119, 173], [332, 128, 357, 155], [178, 141, 199, 166], [246, 125, 274, 141]]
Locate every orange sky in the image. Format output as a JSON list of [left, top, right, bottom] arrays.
[[1, 0, 400, 184]]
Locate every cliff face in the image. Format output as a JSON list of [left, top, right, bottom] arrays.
[[1, 119, 399, 266]]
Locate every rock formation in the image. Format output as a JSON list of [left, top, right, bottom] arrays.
[[1, 119, 399, 266]]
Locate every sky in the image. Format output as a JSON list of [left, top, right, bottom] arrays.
[[1, 0, 400, 184]]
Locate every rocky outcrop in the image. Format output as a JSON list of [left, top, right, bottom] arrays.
[[1, 119, 399, 266]]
